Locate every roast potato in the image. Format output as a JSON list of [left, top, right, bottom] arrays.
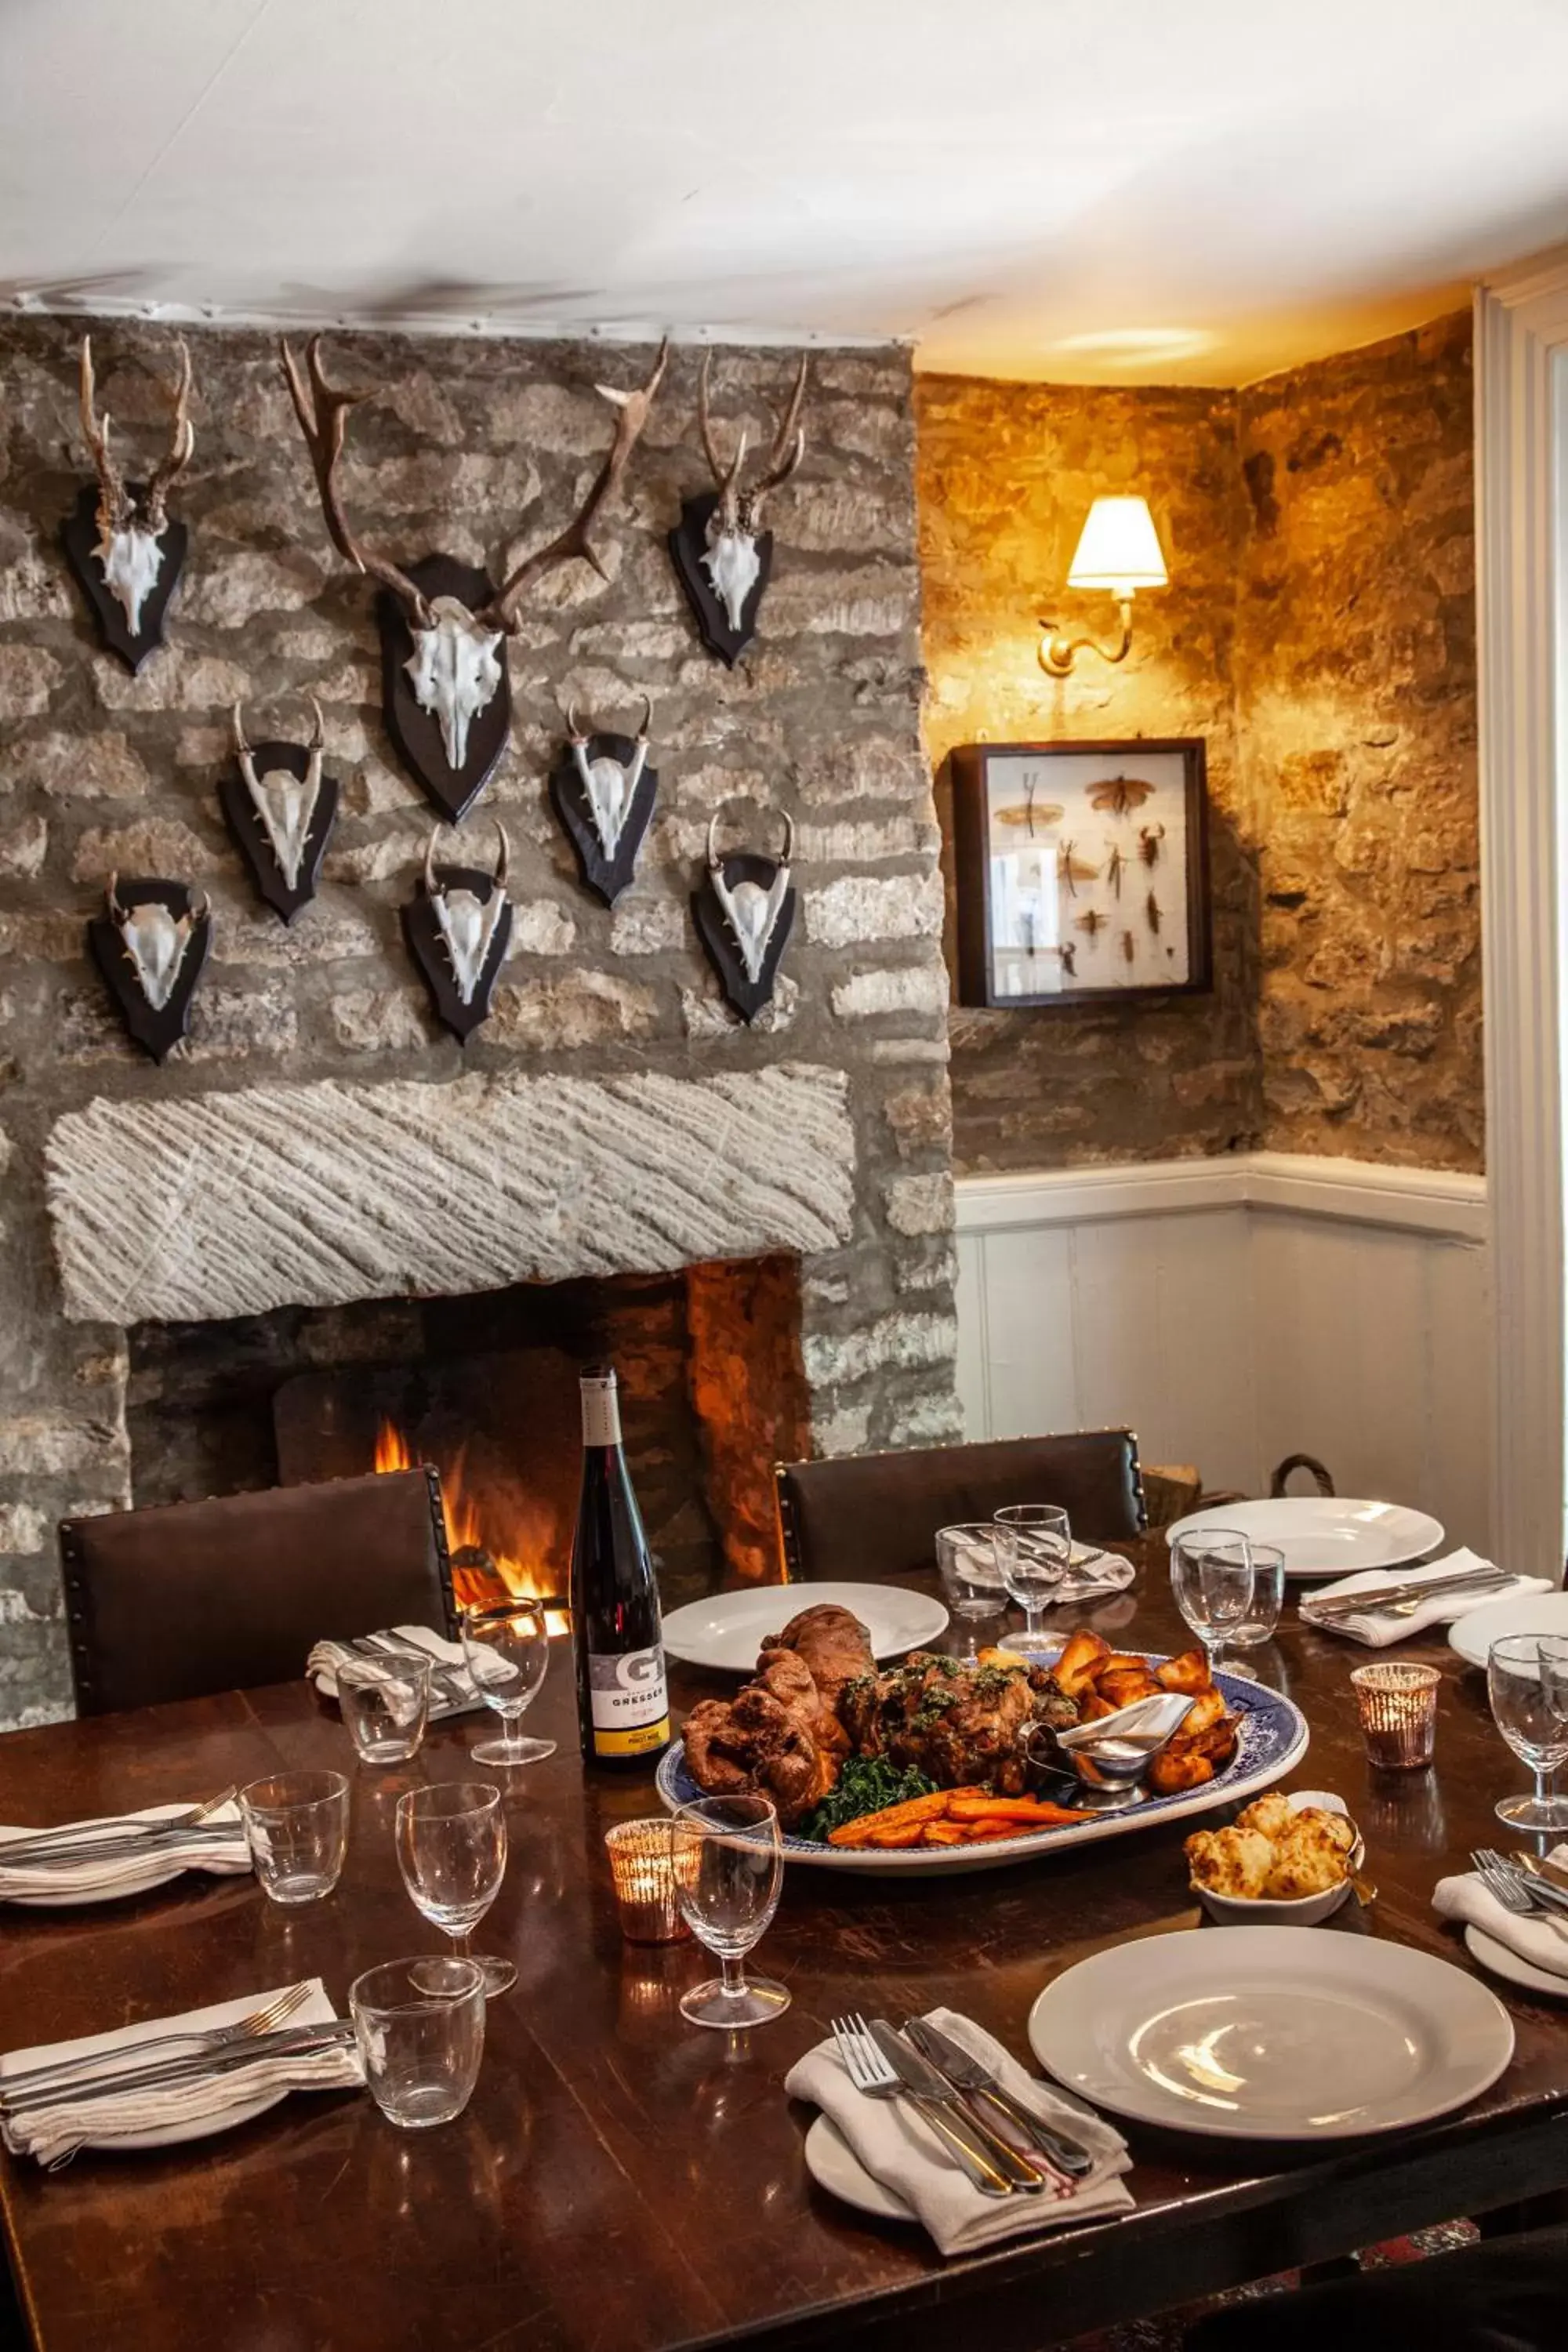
[[1155, 1649, 1212, 1696], [1053, 1630, 1112, 1698]]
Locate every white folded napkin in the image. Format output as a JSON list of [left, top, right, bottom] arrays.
[[785, 2007, 1133, 2256], [308, 1624, 480, 1719], [949, 1536, 1135, 1608], [1299, 1548, 1551, 1647], [1433, 1851, 1568, 1976], [0, 1977, 363, 2168], [0, 1802, 251, 1907]]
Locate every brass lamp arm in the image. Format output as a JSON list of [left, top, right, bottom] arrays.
[[1037, 595, 1134, 678]]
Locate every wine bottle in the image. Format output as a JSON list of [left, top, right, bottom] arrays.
[[569, 1362, 670, 1770]]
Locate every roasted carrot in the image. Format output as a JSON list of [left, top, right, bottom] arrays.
[[917, 1822, 970, 1846], [945, 1795, 1092, 1824], [826, 1788, 978, 1848], [864, 1820, 928, 1848]]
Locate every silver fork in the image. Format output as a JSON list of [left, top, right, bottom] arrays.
[[1471, 1848, 1568, 1929], [0, 1787, 238, 1870], [353, 1634, 467, 1707], [0, 1982, 314, 2105], [830, 2014, 1012, 2198]]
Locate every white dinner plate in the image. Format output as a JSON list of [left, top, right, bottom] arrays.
[[1464, 1923, 1568, 2002], [660, 1581, 949, 1675], [1026, 1926, 1513, 2140], [804, 2113, 914, 2220], [1449, 1591, 1568, 1671], [1167, 1498, 1444, 1581]]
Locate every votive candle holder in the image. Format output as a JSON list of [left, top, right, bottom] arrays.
[[1351, 1661, 1442, 1769], [604, 1818, 695, 1946]]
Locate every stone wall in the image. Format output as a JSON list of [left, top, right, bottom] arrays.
[[916, 312, 1480, 1177], [0, 317, 958, 1725]]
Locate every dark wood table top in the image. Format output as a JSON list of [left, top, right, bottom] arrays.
[[2, 1547, 1568, 2352]]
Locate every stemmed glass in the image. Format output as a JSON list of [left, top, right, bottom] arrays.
[[1170, 1529, 1255, 1672], [670, 1794, 789, 2030], [395, 1780, 517, 1997], [993, 1504, 1072, 1654], [460, 1599, 556, 1767], [1486, 1636, 1568, 1830]]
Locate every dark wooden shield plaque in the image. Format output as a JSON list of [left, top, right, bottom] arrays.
[[217, 740, 339, 925], [402, 864, 513, 1042], [692, 853, 796, 1024], [548, 731, 659, 907], [88, 880, 212, 1064], [61, 481, 187, 674], [379, 554, 511, 822], [668, 490, 775, 669]]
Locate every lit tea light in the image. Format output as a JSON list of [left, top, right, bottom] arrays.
[[604, 1818, 695, 1945], [1351, 1661, 1441, 1769]]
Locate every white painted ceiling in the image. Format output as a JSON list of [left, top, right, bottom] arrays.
[[4, 0, 1568, 382]]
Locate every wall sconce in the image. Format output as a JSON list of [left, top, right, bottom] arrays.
[[1039, 495, 1168, 677]]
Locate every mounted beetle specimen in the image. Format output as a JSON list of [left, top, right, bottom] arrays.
[[668, 351, 808, 666], [220, 700, 339, 924], [403, 822, 514, 1041], [692, 804, 797, 1023], [281, 335, 668, 821], [89, 874, 211, 1063], [64, 337, 194, 672], [549, 695, 659, 906]]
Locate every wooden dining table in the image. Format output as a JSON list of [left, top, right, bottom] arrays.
[[2, 1541, 1567, 2352]]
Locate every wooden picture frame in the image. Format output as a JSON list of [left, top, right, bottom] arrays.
[[950, 738, 1211, 1008]]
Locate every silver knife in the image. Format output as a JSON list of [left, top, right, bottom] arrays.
[[0, 1827, 246, 1875], [0, 1790, 238, 1867], [867, 2020, 1045, 2193], [906, 2017, 1095, 2177], [1508, 1855, 1568, 1915], [0, 2025, 357, 2118], [1306, 1569, 1508, 1620]]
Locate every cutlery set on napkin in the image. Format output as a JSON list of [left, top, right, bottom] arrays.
[[307, 1624, 480, 1717], [0, 1794, 252, 1907], [1433, 1849, 1568, 1991], [1299, 1549, 1550, 1646], [0, 1978, 363, 2169], [786, 2007, 1132, 2254]]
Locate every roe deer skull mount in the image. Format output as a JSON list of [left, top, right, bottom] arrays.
[[403, 820, 514, 1040], [220, 699, 340, 924], [667, 351, 808, 667], [280, 334, 669, 821], [64, 336, 194, 671], [89, 875, 212, 1063], [548, 694, 659, 906], [692, 803, 797, 1022]]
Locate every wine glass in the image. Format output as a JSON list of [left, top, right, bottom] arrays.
[[1170, 1530, 1255, 1671], [394, 1780, 516, 1997], [1214, 1544, 1286, 1679], [1486, 1635, 1568, 1830], [460, 1599, 556, 1767], [993, 1504, 1072, 1654], [670, 1795, 789, 2030]]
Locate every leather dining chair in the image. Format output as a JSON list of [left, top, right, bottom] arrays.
[[58, 1468, 456, 1718], [773, 1429, 1146, 1584]]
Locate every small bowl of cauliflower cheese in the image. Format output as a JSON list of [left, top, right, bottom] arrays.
[[1185, 1789, 1363, 1924]]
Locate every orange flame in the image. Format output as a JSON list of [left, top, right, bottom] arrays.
[[373, 1418, 566, 1627]]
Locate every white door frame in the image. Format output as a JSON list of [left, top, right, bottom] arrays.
[[1476, 250, 1568, 1580]]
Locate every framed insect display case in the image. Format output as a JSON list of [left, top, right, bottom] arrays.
[[950, 739, 1210, 1007]]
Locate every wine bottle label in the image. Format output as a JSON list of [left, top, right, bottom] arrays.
[[586, 1646, 669, 1757], [580, 1377, 622, 1449]]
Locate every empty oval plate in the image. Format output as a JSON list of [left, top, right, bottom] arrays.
[[1166, 1498, 1443, 1581], [660, 1581, 949, 1675]]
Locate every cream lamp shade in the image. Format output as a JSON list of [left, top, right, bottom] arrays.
[[1065, 496, 1168, 593]]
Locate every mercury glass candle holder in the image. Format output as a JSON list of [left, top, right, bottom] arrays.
[[1351, 1661, 1441, 1769], [604, 1818, 695, 1945]]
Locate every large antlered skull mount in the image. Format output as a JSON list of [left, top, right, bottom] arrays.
[[402, 821, 514, 1041], [88, 873, 212, 1063], [692, 803, 797, 1023], [220, 699, 340, 924], [280, 334, 669, 821], [548, 694, 659, 906], [667, 352, 808, 668], [63, 337, 194, 672]]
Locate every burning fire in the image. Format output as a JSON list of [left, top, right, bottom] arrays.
[[373, 1418, 566, 1625]]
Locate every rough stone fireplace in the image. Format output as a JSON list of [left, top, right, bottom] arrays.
[[0, 318, 959, 1728]]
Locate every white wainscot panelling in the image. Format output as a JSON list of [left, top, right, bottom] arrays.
[[954, 1154, 1493, 1555]]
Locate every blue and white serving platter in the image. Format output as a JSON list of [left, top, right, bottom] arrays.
[[656, 1653, 1310, 1875]]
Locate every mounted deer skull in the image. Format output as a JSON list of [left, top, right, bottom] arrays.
[[88, 874, 212, 1063], [667, 352, 808, 666], [280, 335, 669, 820], [64, 337, 194, 671], [692, 803, 797, 1022], [403, 821, 514, 1040], [549, 695, 659, 906], [220, 700, 340, 924]]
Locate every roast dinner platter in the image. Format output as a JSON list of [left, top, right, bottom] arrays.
[[659, 1602, 1309, 1874]]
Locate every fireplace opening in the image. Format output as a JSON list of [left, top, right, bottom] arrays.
[[125, 1254, 810, 1612]]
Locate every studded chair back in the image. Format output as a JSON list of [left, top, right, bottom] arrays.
[[58, 1469, 456, 1719], [774, 1431, 1145, 1584]]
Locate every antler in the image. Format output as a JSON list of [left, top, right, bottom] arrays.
[[695, 351, 808, 532], [746, 353, 809, 528], [78, 339, 133, 534], [279, 336, 433, 624], [140, 339, 195, 532], [484, 339, 670, 632], [697, 350, 747, 532]]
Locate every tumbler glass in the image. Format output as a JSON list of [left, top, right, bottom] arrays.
[[238, 1769, 350, 1904], [935, 1523, 1006, 1654], [337, 1654, 430, 1766], [350, 1955, 486, 2129]]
